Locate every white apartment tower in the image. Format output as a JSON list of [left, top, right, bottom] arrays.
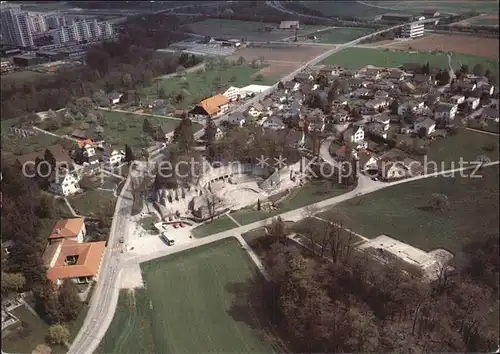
[[401, 22, 425, 38], [28, 12, 48, 34], [53, 20, 114, 44], [0, 7, 34, 47]]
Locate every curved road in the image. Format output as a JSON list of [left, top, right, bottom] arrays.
[[69, 16, 448, 354]]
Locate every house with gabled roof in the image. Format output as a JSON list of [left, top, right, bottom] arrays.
[[49, 218, 86, 244], [189, 94, 229, 119]]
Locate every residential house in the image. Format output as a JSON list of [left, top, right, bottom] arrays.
[[379, 161, 407, 181], [283, 81, 300, 93], [49, 218, 86, 244], [449, 95, 465, 105], [357, 151, 378, 173], [107, 91, 123, 105], [319, 65, 340, 76], [342, 124, 365, 145], [400, 122, 413, 135], [434, 103, 458, 123], [294, 73, 314, 83], [365, 122, 388, 140], [348, 78, 363, 88], [48, 168, 80, 196], [102, 148, 125, 166], [478, 82, 495, 96], [353, 87, 372, 98], [263, 117, 286, 130], [331, 111, 351, 123], [365, 98, 389, 111], [279, 20, 300, 29], [45, 144, 74, 171], [387, 69, 405, 82], [247, 102, 264, 117], [401, 63, 422, 75], [228, 113, 246, 127], [215, 127, 225, 140], [157, 123, 174, 141], [77, 139, 96, 159], [43, 239, 106, 286], [306, 113, 326, 132], [375, 90, 389, 99], [372, 114, 391, 128], [71, 129, 89, 140], [189, 94, 229, 119], [413, 117, 436, 136], [219, 85, 241, 102], [466, 96, 480, 110], [335, 145, 350, 160], [362, 68, 381, 80], [413, 73, 432, 84], [398, 100, 425, 116], [457, 82, 477, 93]]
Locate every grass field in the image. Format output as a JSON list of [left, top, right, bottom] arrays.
[[1, 70, 48, 84], [310, 27, 374, 44], [302, 1, 390, 19], [188, 18, 324, 42], [99, 239, 284, 353], [469, 17, 499, 26], [318, 165, 499, 265], [149, 63, 275, 111], [68, 189, 116, 217], [321, 48, 498, 75], [1, 131, 59, 155], [370, 1, 500, 15], [96, 289, 156, 354], [191, 215, 238, 238]]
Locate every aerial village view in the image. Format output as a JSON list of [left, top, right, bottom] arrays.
[[1, 1, 499, 353]]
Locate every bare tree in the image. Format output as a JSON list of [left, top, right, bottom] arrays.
[[203, 189, 225, 223]]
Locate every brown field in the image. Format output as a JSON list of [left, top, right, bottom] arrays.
[[230, 45, 334, 79], [388, 34, 498, 59]]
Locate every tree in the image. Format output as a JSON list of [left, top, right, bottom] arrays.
[[46, 109, 57, 120], [472, 64, 485, 77], [257, 198, 261, 211], [237, 56, 246, 65], [62, 111, 75, 126], [417, 127, 427, 138], [1, 272, 26, 294], [173, 117, 194, 152], [437, 70, 450, 86], [33, 281, 62, 324], [428, 193, 449, 211], [460, 64, 469, 74], [124, 144, 135, 163], [203, 189, 224, 223], [58, 280, 83, 321], [267, 216, 287, 245], [46, 324, 70, 345], [142, 118, 154, 136], [390, 100, 399, 115], [36, 195, 55, 218]]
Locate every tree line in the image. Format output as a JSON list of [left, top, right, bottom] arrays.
[[1, 15, 202, 121], [252, 217, 499, 353], [1, 162, 84, 339]]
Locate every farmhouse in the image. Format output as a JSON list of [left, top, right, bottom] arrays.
[[48, 168, 80, 196], [49, 218, 86, 244], [103, 148, 125, 166], [434, 103, 458, 122], [279, 20, 299, 29], [189, 94, 229, 119]]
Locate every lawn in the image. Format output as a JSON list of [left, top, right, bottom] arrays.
[[191, 215, 239, 238], [1, 306, 66, 354], [68, 189, 116, 217], [320, 48, 498, 75], [96, 289, 156, 354], [318, 165, 499, 265], [1, 70, 48, 85], [1, 130, 60, 155], [141, 238, 284, 353], [468, 120, 500, 134], [423, 129, 499, 170], [230, 180, 355, 226], [148, 63, 275, 111], [138, 214, 160, 233], [311, 27, 375, 44], [371, 1, 500, 15]]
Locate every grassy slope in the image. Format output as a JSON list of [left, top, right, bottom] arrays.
[[106, 239, 281, 353], [318, 165, 499, 265], [321, 47, 498, 75], [314, 27, 375, 44]]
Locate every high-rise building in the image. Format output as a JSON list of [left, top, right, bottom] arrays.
[[401, 23, 425, 38], [45, 14, 66, 30], [53, 20, 114, 44], [28, 12, 48, 34], [0, 7, 34, 47]]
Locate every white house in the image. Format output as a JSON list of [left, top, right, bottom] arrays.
[[365, 98, 389, 111], [373, 115, 390, 128], [283, 81, 300, 93], [413, 118, 436, 136], [220, 86, 241, 102], [215, 127, 225, 140], [240, 84, 271, 96], [466, 96, 480, 110], [103, 149, 125, 166], [449, 95, 465, 105], [398, 100, 425, 116], [434, 103, 458, 121], [107, 92, 123, 105], [247, 102, 264, 117], [49, 169, 80, 196], [343, 125, 365, 144], [228, 113, 246, 127], [263, 117, 286, 130]]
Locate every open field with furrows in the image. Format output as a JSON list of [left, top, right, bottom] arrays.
[[468, 14, 499, 25], [98, 239, 285, 353], [366, 1, 499, 14], [300, 27, 375, 44], [387, 34, 499, 60], [302, 1, 391, 19], [186, 19, 324, 42], [318, 165, 499, 266], [230, 45, 333, 80], [320, 47, 498, 75], [148, 63, 276, 110]]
